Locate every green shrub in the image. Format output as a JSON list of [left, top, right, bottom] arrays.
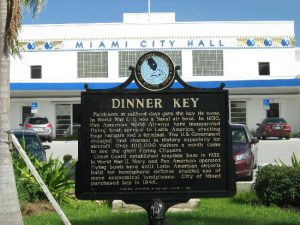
[[63, 154, 73, 164], [14, 155, 76, 204], [275, 152, 300, 168], [55, 135, 78, 141], [290, 132, 300, 138], [254, 164, 300, 207]]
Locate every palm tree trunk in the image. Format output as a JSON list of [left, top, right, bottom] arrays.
[[0, 1, 23, 224]]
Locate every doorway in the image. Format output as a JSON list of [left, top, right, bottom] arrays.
[[267, 103, 279, 118], [22, 106, 33, 124]]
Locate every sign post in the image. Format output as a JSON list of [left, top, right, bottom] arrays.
[[263, 99, 270, 110], [31, 102, 38, 114], [76, 52, 236, 225]]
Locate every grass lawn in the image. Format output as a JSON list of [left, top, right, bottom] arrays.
[[23, 191, 300, 225]]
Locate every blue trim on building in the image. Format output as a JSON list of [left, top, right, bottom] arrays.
[[10, 78, 300, 91]]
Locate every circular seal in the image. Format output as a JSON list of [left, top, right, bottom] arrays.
[[135, 51, 175, 91]]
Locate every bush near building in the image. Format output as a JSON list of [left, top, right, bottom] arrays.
[[14, 156, 76, 205], [254, 162, 300, 208]]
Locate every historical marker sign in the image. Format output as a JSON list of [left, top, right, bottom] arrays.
[[76, 51, 236, 203], [76, 91, 235, 201]]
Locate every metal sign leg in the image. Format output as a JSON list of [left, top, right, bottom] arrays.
[[147, 199, 166, 225]]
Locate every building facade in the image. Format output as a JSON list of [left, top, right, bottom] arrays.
[[10, 13, 300, 137]]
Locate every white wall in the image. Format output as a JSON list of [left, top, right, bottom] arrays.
[[18, 21, 294, 40], [11, 48, 297, 83], [245, 96, 300, 134], [11, 20, 296, 83], [280, 96, 300, 133], [10, 100, 56, 135], [224, 49, 295, 79], [295, 48, 300, 77], [11, 51, 77, 82], [9, 18, 300, 134]]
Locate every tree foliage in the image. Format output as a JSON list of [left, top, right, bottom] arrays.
[[4, 0, 47, 55], [14, 155, 76, 204]]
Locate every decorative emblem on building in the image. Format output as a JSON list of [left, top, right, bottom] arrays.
[[246, 39, 256, 47], [19, 36, 295, 52], [44, 42, 54, 50], [27, 42, 36, 50], [135, 51, 175, 91], [264, 38, 273, 47], [281, 38, 290, 47]]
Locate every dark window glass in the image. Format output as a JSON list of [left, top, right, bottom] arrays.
[[230, 101, 246, 125], [28, 117, 49, 124], [31, 65, 42, 79], [263, 117, 286, 124], [14, 133, 44, 160], [22, 106, 33, 124], [232, 128, 247, 145], [259, 62, 270, 75], [267, 103, 279, 118]]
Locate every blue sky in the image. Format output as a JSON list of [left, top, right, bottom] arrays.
[[22, 0, 300, 46]]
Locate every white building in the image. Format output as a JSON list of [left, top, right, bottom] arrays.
[[10, 13, 300, 137]]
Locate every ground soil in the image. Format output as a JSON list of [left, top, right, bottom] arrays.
[[21, 201, 55, 216]]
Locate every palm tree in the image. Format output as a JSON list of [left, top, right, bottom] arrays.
[[0, 1, 46, 224]]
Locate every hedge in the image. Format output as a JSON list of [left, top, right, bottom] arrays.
[[254, 164, 300, 207]]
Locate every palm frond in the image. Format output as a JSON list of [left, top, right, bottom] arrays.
[[24, 0, 47, 18], [4, 0, 22, 56], [4, 0, 47, 56]]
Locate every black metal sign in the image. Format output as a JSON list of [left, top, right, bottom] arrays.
[[76, 51, 236, 223]]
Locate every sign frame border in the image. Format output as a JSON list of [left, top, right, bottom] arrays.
[[75, 87, 236, 202]]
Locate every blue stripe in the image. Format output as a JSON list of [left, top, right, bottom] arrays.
[[10, 78, 300, 91]]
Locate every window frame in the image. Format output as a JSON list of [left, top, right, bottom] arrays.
[[192, 50, 224, 76], [230, 101, 247, 125], [77, 52, 108, 78]]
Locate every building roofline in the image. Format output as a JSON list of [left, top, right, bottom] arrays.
[[21, 20, 295, 28]]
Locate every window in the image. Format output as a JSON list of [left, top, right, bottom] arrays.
[[77, 52, 108, 78], [28, 117, 49, 124], [232, 129, 247, 144], [193, 50, 223, 76], [230, 101, 246, 125], [259, 62, 270, 75], [119, 51, 182, 77], [31, 65, 42, 79]]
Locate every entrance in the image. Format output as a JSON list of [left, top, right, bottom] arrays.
[[22, 106, 33, 124], [72, 104, 81, 137], [55, 103, 81, 137], [267, 103, 279, 118]]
